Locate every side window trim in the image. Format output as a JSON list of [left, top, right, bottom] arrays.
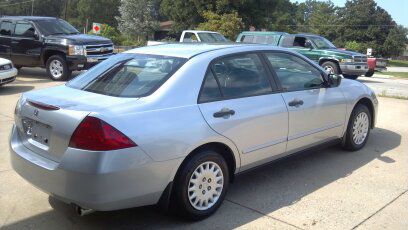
[[261, 51, 327, 92], [197, 51, 279, 104]]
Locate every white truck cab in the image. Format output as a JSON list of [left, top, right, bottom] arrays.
[[179, 30, 228, 43]]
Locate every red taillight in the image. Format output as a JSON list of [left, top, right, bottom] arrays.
[[69, 116, 137, 151]]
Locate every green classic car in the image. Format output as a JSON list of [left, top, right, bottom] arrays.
[[236, 32, 368, 79]]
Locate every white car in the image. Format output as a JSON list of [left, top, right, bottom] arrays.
[[0, 58, 17, 86]]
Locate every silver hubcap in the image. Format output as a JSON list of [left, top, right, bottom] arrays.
[[324, 65, 335, 74], [188, 161, 224, 211], [50, 60, 63, 78], [352, 112, 369, 145]]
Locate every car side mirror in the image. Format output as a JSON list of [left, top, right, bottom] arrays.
[[305, 41, 313, 49], [327, 74, 342, 87]]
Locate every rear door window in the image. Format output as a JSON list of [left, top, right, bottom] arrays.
[[241, 35, 254, 43], [0, 21, 14, 36], [14, 23, 36, 37], [67, 54, 186, 97], [210, 53, 273, 99], [199, 70, 222, 103]]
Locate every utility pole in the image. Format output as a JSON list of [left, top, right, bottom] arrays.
[[64, 0, 68, 20], [31, 0, 34, 16]]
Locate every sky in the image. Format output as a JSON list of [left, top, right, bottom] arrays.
[[290, 0, 408, 27]]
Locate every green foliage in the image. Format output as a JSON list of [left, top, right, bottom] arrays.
[[196, 11, 244, 40], [76, 0, 120, 32], [388, 60, 408, 67], [383, 26, 408, 57], [344, 41, 363, 52], [89, 24, 124, 45], [116, 0, 159, 38]]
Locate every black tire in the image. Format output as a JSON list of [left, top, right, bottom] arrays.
[[172, 150, 229, 220], [321, 61, 340, 74], [343, 74, 359, 80], [45, 55, 71, 81], [365, 70, 374, 77], [343, 104, 371, 151]]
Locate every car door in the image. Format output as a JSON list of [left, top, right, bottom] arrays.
[[198, 53, 289, 170], [0, 20, 14, 59], [11, 21, 42, 67], [263, 51, 347, 153]]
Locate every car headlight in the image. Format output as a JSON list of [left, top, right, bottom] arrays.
[[68, 45, 85, 56], [340, 58, 353, 63]]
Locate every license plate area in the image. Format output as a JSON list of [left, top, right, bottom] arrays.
[[22, 118, 52, 147]]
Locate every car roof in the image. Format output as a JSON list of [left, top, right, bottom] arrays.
[[125, 43, 287, 59], [239, 31, 289, 36], [293, 33, 322, 38], [183, 30, 221, 34], [0, 16, 59, 21]]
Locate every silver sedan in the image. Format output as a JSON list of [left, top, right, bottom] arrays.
[[10, 44, 378, 220]]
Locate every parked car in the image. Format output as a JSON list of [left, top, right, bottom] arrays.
[[236, 32, 369, 79], [0, 16, 114, 81], [10, 44, 378, 220], [0, 57, 17, 86], [366, 57, 387, 77], [147, 30, 229, 46]]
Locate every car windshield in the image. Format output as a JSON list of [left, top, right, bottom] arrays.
[[67, 53, 187, 97], [35, 19, 79, 36], [198, 33, 229, 42], [309, 37, 337, 49]]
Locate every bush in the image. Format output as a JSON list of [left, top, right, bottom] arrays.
[[196, 11, 244, 40]]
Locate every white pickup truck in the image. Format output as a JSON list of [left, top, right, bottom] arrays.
[[148, 30, 229, 46]]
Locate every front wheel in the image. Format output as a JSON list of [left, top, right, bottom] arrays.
[[343, 74, 359, 80], [365, 70, 374, 77], [343, 104, 371, 151], [321, 61, 340, 74], [46, 55, 71, 81], [173, 150, 229, 220]]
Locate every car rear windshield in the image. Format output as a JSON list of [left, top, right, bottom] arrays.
[[198, 33, 229, 42], [35, 19, 79, 36], [67, 53, 187, 97]]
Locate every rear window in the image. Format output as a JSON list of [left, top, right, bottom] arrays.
[[67, 53, 186, 97], [240, 34, 281, 45], [0, 21, 14, 36]]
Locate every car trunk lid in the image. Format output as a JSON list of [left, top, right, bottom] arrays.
[[15, 85, 139, 162]]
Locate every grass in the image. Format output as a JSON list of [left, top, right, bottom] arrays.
[[376, 71, 408, 78], [378, 90, 408, 100], [388, 60, 408, 67]]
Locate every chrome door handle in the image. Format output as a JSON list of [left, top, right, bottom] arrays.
[[288, 99, 304, 107], [213, 108, 235, 118]]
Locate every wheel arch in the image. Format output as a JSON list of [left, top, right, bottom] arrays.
[[43, 50, 66, 66], [157, 141, 238, 210], [319, 58, 341, 73], [354, 97, 375, 128]]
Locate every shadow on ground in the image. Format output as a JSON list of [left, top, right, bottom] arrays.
[[2, 127, 401, 229]]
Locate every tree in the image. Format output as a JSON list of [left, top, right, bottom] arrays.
[[383, 26, 408, 57], [295, 0, 339, 40], [196, 11, 244, 40], [77, 0, 120, 32], [116, 0, 159, 40]]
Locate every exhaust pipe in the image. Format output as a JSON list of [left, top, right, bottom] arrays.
[[74, 205, 95, 216]]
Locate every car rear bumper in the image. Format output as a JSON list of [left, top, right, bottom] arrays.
[[0, 68, 17, 84], [67, 53, 115, 71], [9, 125, 181, 211], [340, 63, 368, 76]]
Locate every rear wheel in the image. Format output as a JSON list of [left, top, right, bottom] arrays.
[[173, 150, 229, 220], [343, 104, 371, 151], [365, 70, 374, 77], [321, 61, 340, 74], [46, 55, 71, 81], [343, 74, 359, 80]]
